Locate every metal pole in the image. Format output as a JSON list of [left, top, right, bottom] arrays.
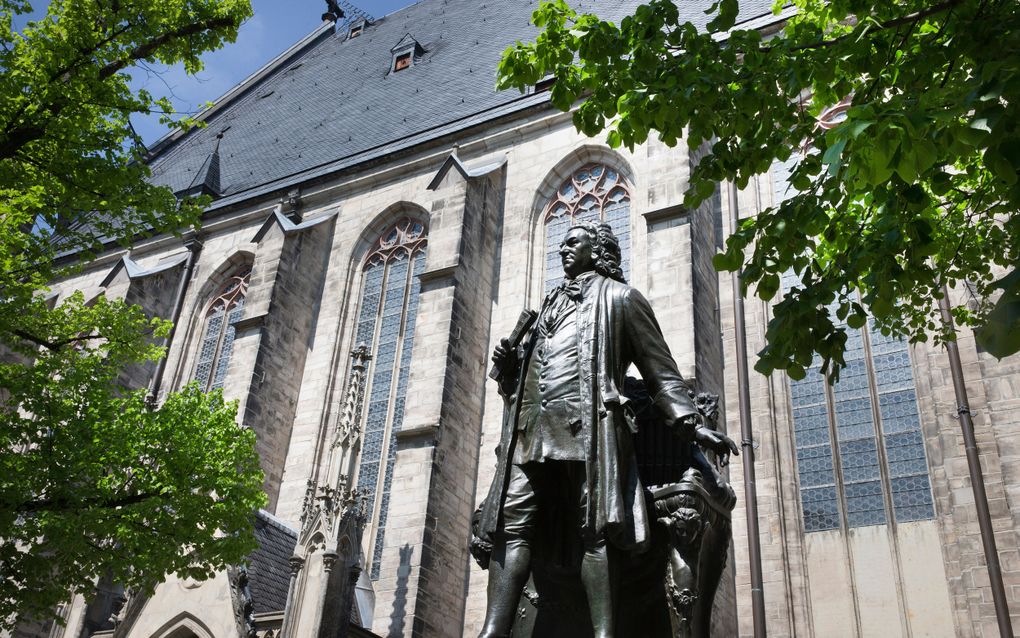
[[728, 180, 767, 637], [938, 286, 1014, 637]]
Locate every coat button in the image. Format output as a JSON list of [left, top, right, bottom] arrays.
[[538, 384, 546, 392], [541, 399, 548, 407]]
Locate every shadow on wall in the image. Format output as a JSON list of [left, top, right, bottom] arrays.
[[387, 544, 414, 637]]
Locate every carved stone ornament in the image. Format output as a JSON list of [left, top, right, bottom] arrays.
[[332, 344, 372, 451], [298, 477, 368, 548], [227, 565, 257, 638]]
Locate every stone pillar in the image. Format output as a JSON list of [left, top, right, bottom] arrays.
[[231, 210, 336, 510], [281, 340, 373, 638]]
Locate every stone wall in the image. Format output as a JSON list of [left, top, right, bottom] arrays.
[[687, 143, 737, 637], [723, 170, 1020, 637], [723, 175, 819, 637], [911, 308, 1020, 636]]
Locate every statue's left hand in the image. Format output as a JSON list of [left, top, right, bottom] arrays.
[[695, 426, 740, 467]]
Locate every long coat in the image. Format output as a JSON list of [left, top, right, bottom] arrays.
[[478, 274, 697, 552]]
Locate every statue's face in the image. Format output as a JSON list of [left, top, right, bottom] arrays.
[[560, 227, 595, 278]]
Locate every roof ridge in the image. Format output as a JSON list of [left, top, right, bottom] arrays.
[[256, 509, 298, 537]]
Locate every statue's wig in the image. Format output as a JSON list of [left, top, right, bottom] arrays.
[[568, 221, 626, 283]]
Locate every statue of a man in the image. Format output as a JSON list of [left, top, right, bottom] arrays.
[[477, 222, 737, 638]]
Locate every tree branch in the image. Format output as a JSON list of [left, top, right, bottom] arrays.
[[12, 329, 102, 351], [766, 0, 963, 53], [13, 491, 160, 514], [0, 15, 236, 161], [97, 16, 236, 81]]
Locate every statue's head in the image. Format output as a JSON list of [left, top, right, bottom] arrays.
[[561, 221, 626, 282]]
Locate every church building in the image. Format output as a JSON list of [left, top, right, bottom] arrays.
[[26, 0, 1020, 636]]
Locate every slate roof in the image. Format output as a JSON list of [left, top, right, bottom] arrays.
[[147, 0, 778, 209], [247, 510, 297, 615]]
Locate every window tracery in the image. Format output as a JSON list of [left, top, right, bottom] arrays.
[[543, 163, 631, 290], [194, 268, 250, 391]]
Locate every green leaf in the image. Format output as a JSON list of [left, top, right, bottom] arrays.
[[847, 120, 874, 139], [822, 138, 847, 167], [706, 0, 738, 31], [758, 273, 780, 301], [986, 148, 1018, 185]]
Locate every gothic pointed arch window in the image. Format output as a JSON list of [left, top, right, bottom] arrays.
[[194, 268, 250, 391], [772, 161, 935, 533], [543, 163, 632, 290], [351, 217, 427, 579]]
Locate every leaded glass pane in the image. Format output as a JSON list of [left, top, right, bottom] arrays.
[[194, 310, 222, 389], [781, 260, 935, 532], [870, 322, 934, 522], [355, 265, 384, 346], [832, 326, 887, 527], [370, 251, 424, 579], [790, 364, 841, 532], [891, 475, 935, 522], [604, 200, 631, 283], [844, 479, 886, 527], [802, 486, 841, 532], [357, 259, 407, 511], [212, 300, 244, 390]]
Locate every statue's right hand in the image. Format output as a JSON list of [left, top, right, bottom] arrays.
[[491, 337, 513, 369]]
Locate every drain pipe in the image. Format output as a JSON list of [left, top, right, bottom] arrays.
[[938, 286, 1013, 637], [147, 233, 202, 405], [727, 179, 767, 637]]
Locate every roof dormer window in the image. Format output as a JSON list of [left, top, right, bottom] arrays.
[[348, 17, 366, 39], [390, 33, 425, 74]]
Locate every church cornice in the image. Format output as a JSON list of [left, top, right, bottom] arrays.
[[99, 251, 190, 289]]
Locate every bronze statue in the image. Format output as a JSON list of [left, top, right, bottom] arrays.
[[474, 222, 738, 638]]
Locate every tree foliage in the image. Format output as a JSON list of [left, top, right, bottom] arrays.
[[0, 0, 266, 628], [497, 0, 1020, 380]]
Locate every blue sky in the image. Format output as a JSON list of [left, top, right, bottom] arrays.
[[14, 1, 419, 146]]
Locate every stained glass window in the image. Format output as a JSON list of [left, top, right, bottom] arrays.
[[194, 268, 250, 391], [787, 310, 934, 532], [776, 158, 935, 532], [351, 218, 427, 579], [544, 163, 631, 290], [789, 349, 841, 532], [869, 322, 935, 522]]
